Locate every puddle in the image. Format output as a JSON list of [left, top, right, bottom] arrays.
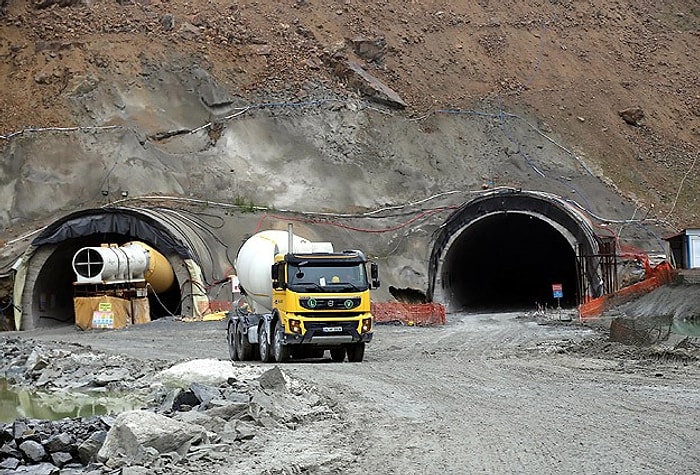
[[0, 378, 145, 423], [610, 316, 700, 346]]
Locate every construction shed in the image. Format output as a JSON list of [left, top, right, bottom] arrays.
[[665, 228, 700, 270]]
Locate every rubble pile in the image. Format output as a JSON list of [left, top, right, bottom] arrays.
[[0, 416, 110, 473], [0, 338, 344, 474]]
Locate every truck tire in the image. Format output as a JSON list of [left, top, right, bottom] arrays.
[[237, 323, 254, 361], [273, 321, 291, 363], [227, 323, 239, 361], [346, 342, 365, 362], [258, 323, 274, 363], [330, 347, 346, 362]]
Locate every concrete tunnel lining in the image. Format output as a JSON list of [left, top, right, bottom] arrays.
[[16, 207, 228, 330], [429, 189, 604, 313]]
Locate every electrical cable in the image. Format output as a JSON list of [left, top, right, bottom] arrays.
[[147, 282, 176, 318]]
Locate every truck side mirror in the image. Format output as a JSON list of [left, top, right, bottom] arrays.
[[271, 263, 280, 288], [370, 262, 380, 289], [271, 263, 286, 289]]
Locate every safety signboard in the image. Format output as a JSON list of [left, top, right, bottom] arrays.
[[552, 284, 563, 299]]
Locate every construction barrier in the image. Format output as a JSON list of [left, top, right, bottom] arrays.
[[579, 261, 676, 321], [74, 296, 150, 330], [371, 302, 446, 326]]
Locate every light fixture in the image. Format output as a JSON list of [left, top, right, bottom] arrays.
[[121, 191, 129, 198]]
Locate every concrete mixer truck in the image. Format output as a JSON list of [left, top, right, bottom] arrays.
[[227, 225, 379, 363]]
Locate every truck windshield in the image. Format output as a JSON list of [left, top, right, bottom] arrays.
[[287, 264, 368, 292]]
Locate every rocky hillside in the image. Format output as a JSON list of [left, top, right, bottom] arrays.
[[0, 0, 698, 231]]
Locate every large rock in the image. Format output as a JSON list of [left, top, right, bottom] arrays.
[[154, 359, 264, 387], [97, 410, 206, 465], [333, 60, 407, 109], [19, 439, 46, 462], [77, 430, 107, 464], [618, 107, 644, 126]]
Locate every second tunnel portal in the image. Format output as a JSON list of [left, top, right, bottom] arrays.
[[429, 190, 607, 313]]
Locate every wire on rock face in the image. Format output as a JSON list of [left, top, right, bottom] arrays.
[[254, 207, 459, 235]]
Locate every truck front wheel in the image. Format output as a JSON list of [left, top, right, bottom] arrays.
[[258, 324, 274, 363], [347, 343, 365, 362], [227, 323, 239, 361], [273, 321, 292, 363]]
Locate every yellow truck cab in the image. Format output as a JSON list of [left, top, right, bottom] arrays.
[[228, 228, 379, 363]]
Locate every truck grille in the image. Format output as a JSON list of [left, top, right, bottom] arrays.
[[299, 296, 361, 310]]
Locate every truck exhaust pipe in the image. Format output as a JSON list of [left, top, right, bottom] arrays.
[[288, 223, 294, 255]]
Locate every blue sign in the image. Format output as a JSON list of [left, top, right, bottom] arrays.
[[552, 284, 563, 299]]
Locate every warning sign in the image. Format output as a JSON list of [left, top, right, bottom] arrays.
[[552, 284, 563, 299], [98, 302, 112, 312], [92, 311, 115, 329]]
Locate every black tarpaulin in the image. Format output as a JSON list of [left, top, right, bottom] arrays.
[[32, 208, 192, 259]]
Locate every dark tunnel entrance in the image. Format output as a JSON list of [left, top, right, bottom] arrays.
[[32, 234, 182, 327], [441, 213, 578, 311], [429, 190, 604, 314]]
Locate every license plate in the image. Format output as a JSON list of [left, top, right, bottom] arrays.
[[322, 326, 343, 333]]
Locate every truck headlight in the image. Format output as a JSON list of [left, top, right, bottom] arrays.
[[361, 318, 372, 333], [289, 319, 302, 334]]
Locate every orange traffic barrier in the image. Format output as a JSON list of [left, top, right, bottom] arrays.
[[579, 261, 676, 321], [371, 302, 446, 326]]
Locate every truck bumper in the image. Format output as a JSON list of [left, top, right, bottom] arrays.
[[283, 329, 373, 346]]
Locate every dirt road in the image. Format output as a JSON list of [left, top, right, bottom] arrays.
[[20, 313, 700, 474]]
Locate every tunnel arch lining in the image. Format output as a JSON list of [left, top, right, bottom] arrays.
[[15, 206, 229, 329], [428, 189, 603, 309]]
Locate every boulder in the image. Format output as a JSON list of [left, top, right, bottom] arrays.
[[97, 410, 206, 465], [619, 107, 644, 126], [155, 359, 252, 387], [349, 35, 387, 63], [334, 60, 407, 109], [257, 366, 287, 391], [77, 430, 107, 464], [19, 439, 46, 462]]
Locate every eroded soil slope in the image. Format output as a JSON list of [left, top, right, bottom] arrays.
[[1, 0, 698, 227]]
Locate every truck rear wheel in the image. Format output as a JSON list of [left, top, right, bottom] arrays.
[[227, 323, 239, 361], [237, 324, 254, 361], [330, 348, 346, 362], [258, 324, 274, 363], [273, 321, 291, 363], [347, 343, 365, 362]]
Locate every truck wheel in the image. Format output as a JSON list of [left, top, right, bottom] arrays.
[[258, 324, 274, 363], [237, 323, 254, 361], [330, 347, 346, 362], [273, 321, 291, 363], [346, 343, 365, 362], [227, 323, 239, 361]]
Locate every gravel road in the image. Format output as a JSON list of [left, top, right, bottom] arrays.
[[18, 312, 700, 474]]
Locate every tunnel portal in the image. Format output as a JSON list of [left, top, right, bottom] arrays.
[[15, 207, 228, 330], [429, 190, 604, 313]]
